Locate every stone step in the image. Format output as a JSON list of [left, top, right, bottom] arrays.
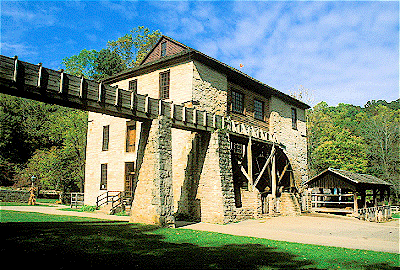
[[279, 192, 301, 216]]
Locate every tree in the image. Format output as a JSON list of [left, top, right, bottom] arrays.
[[92, 49, 125, 80], [62, 49, 98, 78], [62, 26, 162, 79], [107, 26, 162, 67], [361, 105, 400, 196]]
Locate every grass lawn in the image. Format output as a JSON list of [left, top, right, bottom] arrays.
[[1, 210, 398, 269]]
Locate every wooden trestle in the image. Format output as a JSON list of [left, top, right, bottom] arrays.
[[0, 55, 270, 142]]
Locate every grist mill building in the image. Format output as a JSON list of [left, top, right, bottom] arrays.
[[83, 36, 310, 226]]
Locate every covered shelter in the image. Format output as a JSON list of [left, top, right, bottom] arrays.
[[304, 168, 392, 214]]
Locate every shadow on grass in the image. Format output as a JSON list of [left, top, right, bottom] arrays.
[[0, 222, 396, 269]]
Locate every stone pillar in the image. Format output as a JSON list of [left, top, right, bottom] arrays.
[[197, 130, 235, 224], [130, 116, 174, 227]]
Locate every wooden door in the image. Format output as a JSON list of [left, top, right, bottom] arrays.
[[124, 162, 135, 197]]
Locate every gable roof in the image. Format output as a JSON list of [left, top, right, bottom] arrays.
[[139, 35, 190, 65], [306, 168, 392, 187], [103, 35, 310, 110]]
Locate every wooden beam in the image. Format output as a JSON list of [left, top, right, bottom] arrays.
[[271, 153, 276, 198], [253, 146, 276, 188], [13, 56, 18, 83], [278, 162, 290, 184], [37, 63, 43, 88], [79, 75, 84, 98], [247, 136, 253, 191], [241, 166, 251, 182], [59, 69, 64, 94]]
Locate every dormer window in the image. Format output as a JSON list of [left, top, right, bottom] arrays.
[[161, 41, 167, 57]]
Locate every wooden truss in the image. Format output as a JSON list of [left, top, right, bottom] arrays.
[[232, 136, 292, 197]]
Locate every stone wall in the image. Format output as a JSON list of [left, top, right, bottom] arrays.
[[192, 60, 228, 115], [130, 116, 174, 226], [269, 96, 308, 189], [234, 189, 262, 221], [197, 130, 235, 224], [0, 189, 30, 202], [113, 61, 193, 104]]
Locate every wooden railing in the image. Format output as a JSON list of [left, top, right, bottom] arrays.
[[96, 191, 120, 208], [70, 192, 84, 208], [311, 193, 354, 208], [0, 55, 270, 142], [358, 205, 394, 222], [96, 191, 132, 214]]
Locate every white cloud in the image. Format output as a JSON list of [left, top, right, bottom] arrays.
[[0, 42, 37, 58], [206, 1, 399, 106]]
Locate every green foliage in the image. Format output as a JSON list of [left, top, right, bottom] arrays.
[[107, 26, 162, 67], [62, 26, 161, 80], [307, 99, 400, 196], [0, 94, 87, 192], [62, 49, 98, 78]]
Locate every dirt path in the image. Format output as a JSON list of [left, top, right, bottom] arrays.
[[180, 214, 399, 253], [0, 204, 130, 221]]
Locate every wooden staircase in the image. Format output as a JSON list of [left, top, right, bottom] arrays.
[[96, 191, 132, 215], [279, 192, 301, 216]]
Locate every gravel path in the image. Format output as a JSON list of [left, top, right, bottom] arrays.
[[180, 213, 399, 253]]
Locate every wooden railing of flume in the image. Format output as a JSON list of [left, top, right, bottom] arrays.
[[0, 55, 271, 141]]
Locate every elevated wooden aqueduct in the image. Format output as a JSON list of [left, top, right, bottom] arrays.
[[0, 55, 291, 225]]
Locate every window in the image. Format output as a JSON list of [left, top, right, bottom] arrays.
[[291, 108, 297, 130], [161, 41, 167, 57], [102, 125, 109, 151], [159, 70, 170, 100], [254, 99, 264, 120], [126, 121, 136, 153], [100, 164, 107, 190], [232, 90, 244, 113], [129, 79, 137, 94]]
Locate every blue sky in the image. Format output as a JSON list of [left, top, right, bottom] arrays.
[[1, 1, 399, 107]]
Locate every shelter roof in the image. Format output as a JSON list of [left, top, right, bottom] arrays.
[[305, 168, 392, 188]]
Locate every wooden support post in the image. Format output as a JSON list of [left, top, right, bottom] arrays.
[[79, 76, 84, 98], [144, 95, 150, 114], [158, 99, 163, 115], [114, 87, 119, 106], [271, 152, 276, 198], [182, 106, 186, 122], [13, 56, 18, 83], [373, 188, 377, 207], [353, 191, 358, 214], [212, 114, 216, 129], [193, 109, 197, 125], [98, 82, 103, 102], [247, 136, 253, 191], [170, 101, 174, 119], [37, 63, 43, 88], [59, 69, 64, 94], [130, 91, 136, 110]]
